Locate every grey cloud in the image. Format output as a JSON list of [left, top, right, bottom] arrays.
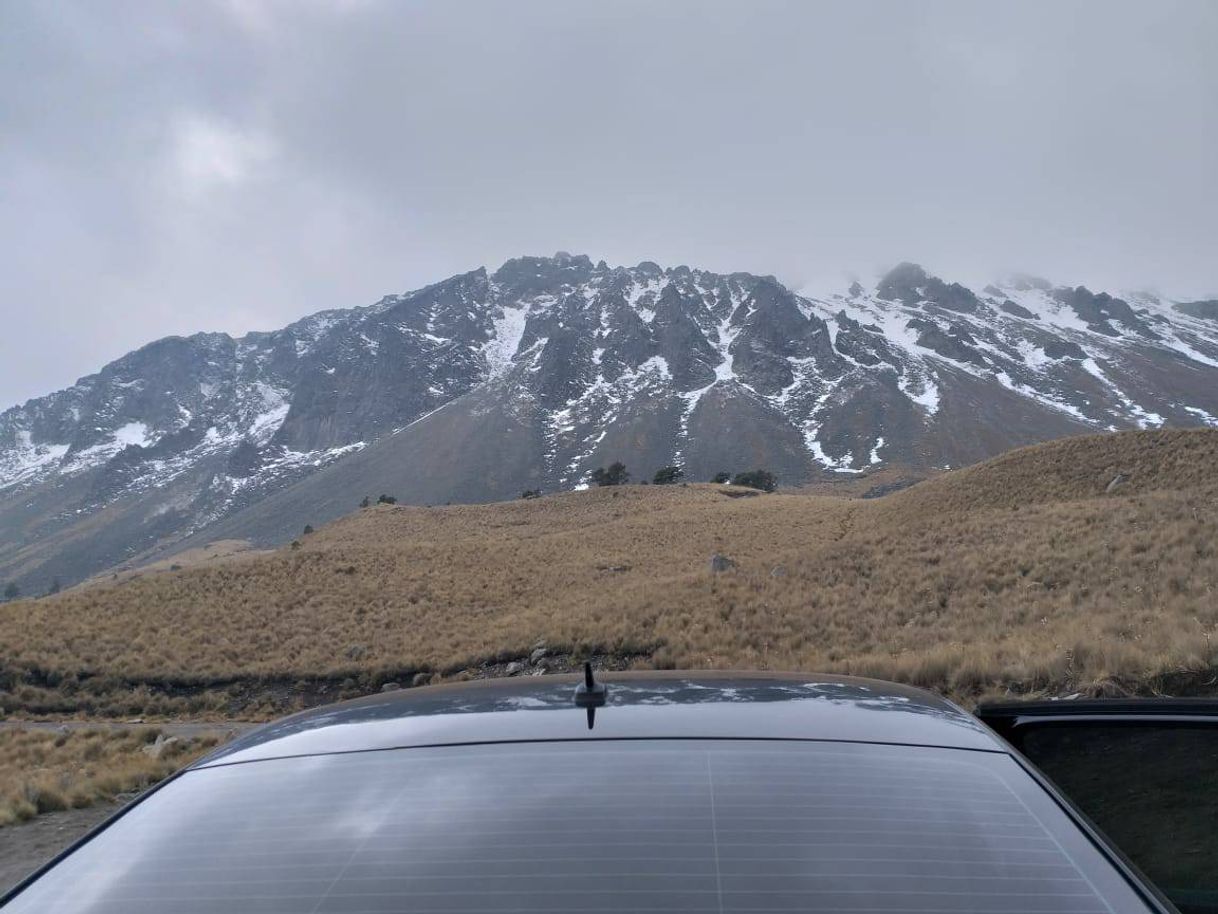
[[1, 0, 1215, 406]]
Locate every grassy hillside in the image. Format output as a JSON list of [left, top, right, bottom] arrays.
[[1, 428, 1215, 716], [77, 539, 270, 590]]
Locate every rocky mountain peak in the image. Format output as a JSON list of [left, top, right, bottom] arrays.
[[876, 262, 979, 314], [3, 254, 1218, 594]]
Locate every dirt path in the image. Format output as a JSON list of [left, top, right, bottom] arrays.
[[0, 800, 124, 895]]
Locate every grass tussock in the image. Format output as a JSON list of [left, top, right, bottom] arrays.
[[0, 728, 222, 826], [1, 428, 1215, 710]]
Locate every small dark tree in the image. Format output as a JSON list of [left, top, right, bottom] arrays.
[[2, 582, 18, 601], [46, 579, 61, 596], [711, 471, 731, 484], [520, 489, 542, 499], [732, 469, 778, 493], [589, 462, 629, 487], [377, 494, 397, 505], [303, 524, 315, 535], [359, 496, 371, 508], [653, 465, 684, 485]]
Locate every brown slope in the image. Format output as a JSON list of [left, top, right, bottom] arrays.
[[0, 429, 1214, 716], [891, 426, 1217, 514]]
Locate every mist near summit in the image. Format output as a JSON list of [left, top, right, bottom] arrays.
[[2, 0, 1215, 407]]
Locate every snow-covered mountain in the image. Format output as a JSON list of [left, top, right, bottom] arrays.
[[3, 253, 1217, 592]]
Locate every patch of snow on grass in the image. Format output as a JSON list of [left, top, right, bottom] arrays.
[[869, 436, 885, 465]]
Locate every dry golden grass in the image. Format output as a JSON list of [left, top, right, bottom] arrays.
[[788, 463, 939, 498], [0, 728, 222, 826], [1, 428, 1215, 712], [76, 539, 271, 592]]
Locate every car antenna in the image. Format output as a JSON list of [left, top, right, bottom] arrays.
[[573, 661, 607, 730]]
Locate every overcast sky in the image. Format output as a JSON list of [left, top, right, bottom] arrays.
[[2, 0, 1215, 408]]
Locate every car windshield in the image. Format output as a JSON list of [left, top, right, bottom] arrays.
[[6, 739, 1151, 914]]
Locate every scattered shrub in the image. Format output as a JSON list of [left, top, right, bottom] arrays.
[[653, 465, 685, 485], [520, 489, 542, 500], [589, 462, 629, 486], [711, 472, 731, 484], [377, 494, 397, 505], [732, 469, 778, 492]]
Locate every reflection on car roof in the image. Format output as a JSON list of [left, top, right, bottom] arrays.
[[198, 672, 1003, 767]]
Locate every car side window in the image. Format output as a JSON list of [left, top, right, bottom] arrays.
[[1017, 723, 1218, 914]]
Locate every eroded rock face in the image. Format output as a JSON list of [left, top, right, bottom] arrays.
[[1174, 300, 1218, 322], [908, 319, 988, 367], [1053, 286, 1155, 339], [1000, 300, 1038, 320], [1042, 340, 1087, 361], [877, 262, 980, 314], [4, 253, 1218, 593]]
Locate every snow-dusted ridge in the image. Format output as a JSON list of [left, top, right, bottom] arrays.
[[3, 253, 1218, 592], [5, 256, 1218, 496]]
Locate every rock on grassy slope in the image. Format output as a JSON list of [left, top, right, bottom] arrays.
[[0, 727, 223, 826], [0, 429, 1214, 715]]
